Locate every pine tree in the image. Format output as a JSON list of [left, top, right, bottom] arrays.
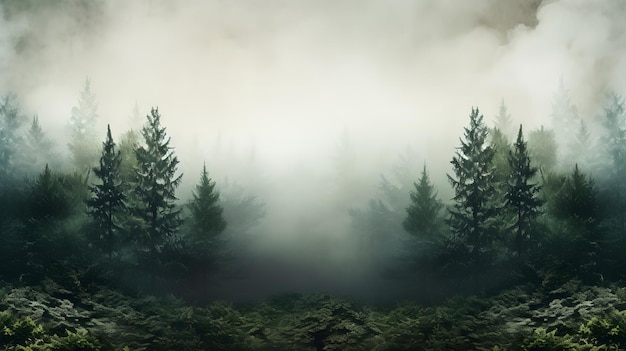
[[68, 78, 100, 173], [403, 164, 443, 240], [550, 79, 579, 168], [491, 127, 511, 190], [185, 164, 226, 295], [0, 93, 25, 182], [528, 126, 557, 173], [133, 107, 183, 255], [447, 107, 499, 261], [21, 115, 54, 176], [600, 93, 626, 230], [495, 99, 515, 139], [188, 163, 226, 249], [87, 125, 126, 258], [505, 125, 542, 255]]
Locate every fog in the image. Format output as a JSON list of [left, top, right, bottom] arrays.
[[1, 0, 625, 301]]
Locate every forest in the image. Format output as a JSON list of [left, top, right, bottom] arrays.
[[2, 0, 626, 350], [1, 78, 626, 350]]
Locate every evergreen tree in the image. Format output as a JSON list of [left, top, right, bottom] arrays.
[[87, 125, 126, 258], [378, 147, 421, 214], [68, 78, 100, 173], [546, 164, 600, 278], [403, 164, 444, 240], [551, 164, 598, 226], [20, 115, 54, 176], [528, 126, 557, 173], [494, 99, 515, 139], [550, 79, 579, 168], [491, 127, 511, 190], [600, 93, 626, 231], [188, 163, 226, 249], [0, 93, 25, 182], [27, 164, 68, 220], [184, 164, 227, 296], [133, 107, 183, 255], [447, 108, 499, 262], [567, 118, 596, 171], [505, 125, 542, 256]]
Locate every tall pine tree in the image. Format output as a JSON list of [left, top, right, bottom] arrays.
[[87, 125, 126, 258], [133, 107, 183, 255], [505, 125, 542, 256], [447, 108, 499, 262]]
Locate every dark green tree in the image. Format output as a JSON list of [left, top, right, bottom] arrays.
[[87, 125, 127, 258], [447, 107, 499, 263], [545, 164, 600, 279], [188, 163, 226, 249], [26, 164, 69, 220], [133, 107, 183, 255], [184, 164, 227, 296], [403, 164, 444, 240], [68, 78, 100, 173], [504, 125, 542, 256]]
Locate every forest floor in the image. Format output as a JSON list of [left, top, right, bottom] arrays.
[[2, 277, 626, 350]]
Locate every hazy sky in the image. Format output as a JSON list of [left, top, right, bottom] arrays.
[[2, 0, 624, 174], [1, 0, 625, 298]]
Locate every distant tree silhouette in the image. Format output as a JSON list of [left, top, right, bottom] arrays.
[[68, 78, 100, 173], [20, 115, 55, 176], [528, 126, 557, 173]]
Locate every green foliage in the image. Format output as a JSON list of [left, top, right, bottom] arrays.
[[518, 328, 577, 351], [0, 311, 102, 351], [48, 329, 101, 351], [579, 311, 626, 348], [0, 311, 45, 350]]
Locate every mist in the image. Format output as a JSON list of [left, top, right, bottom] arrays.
[[1, 0, 625, 301]]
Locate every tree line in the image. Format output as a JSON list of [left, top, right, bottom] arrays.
[[1, 78, 626, 299]]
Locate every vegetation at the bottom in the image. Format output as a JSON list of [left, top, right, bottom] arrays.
[[2, 281, 626, 351]]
